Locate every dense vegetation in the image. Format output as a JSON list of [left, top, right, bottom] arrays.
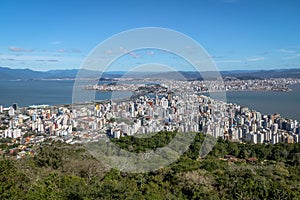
[[1, 131, 300, 199]]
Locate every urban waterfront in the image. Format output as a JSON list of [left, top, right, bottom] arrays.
[[0, 80, 300, 121], [2, 78, 300, 157]]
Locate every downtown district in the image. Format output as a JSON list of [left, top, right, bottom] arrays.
[[0, 78, 300, 159]]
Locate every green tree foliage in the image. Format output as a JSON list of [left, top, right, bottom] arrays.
[[0, 131, 300, 199], [111, 131, 177, 153], [0, 160, 30, 199]]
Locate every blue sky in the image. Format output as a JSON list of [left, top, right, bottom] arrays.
[[1, 0, 300, 71]]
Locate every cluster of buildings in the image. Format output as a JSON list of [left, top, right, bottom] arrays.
[[73, 90, 300, 145], [0, 104, 74, 158], [84, 83, 144, 91], [1, 78, 300, 158], [192, 78, 300, 92]]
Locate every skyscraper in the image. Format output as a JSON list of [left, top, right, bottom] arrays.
[[12, 103, 18, 111]]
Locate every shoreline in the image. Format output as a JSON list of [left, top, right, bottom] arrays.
[[5, 90, 299, 123], [1, 80, 299, 121]]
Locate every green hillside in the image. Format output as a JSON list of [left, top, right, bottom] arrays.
[[1, 131, 300, 200]]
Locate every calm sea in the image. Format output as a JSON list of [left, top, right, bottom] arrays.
[[0, 80, 128, 107], [0, 80, 299, 121], [206, 84, 300, 121]]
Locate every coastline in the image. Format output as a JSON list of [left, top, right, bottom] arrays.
[[0, 79, 299, 121]]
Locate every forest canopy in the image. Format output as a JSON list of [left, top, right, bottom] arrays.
[[1, 131, 300, 200]]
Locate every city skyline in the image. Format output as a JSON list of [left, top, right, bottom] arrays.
[[1, 0, 300, 71]]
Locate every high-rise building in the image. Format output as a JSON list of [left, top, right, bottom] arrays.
[[271, 133, 278, 144], [8, 106, 15, 117], [251, 133, 258, 144], [240, 107, 249, 114], [161, 97, 169, 109], [271, 123, 278, 133], [257, 132, 264, 144], [12, 103, 18, 111]]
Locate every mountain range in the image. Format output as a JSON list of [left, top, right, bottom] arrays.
[[1, 66, 300, 80]]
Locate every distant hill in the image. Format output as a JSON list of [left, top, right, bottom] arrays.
[[173, 69, 300, 80], [0, 67, 122, 80], [1, 66, 300, 80], [0, 67, 48, 80], [226, 68, 300, 79], [46, 69, 78, 79]]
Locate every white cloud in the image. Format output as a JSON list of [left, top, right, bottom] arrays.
[[282, 54, 300, 60], [56, 48, 81, 53], [147, 51, 154, 55], [278, 49, 296, 53], [35, 59, 59, 62], [58, 49, 66, 53], [246, 56, 265, 62], [119, 46, 127, 53], [128, 51, 139, 58], [0, 53, 84, 70], [8, 46, 33, 52], [215, 59, 242, 63], [51, 40, 63, 45], [0, 54, 60, 62]]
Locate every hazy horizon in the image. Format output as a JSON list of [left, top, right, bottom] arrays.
[[2, 65, 300, 73]]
